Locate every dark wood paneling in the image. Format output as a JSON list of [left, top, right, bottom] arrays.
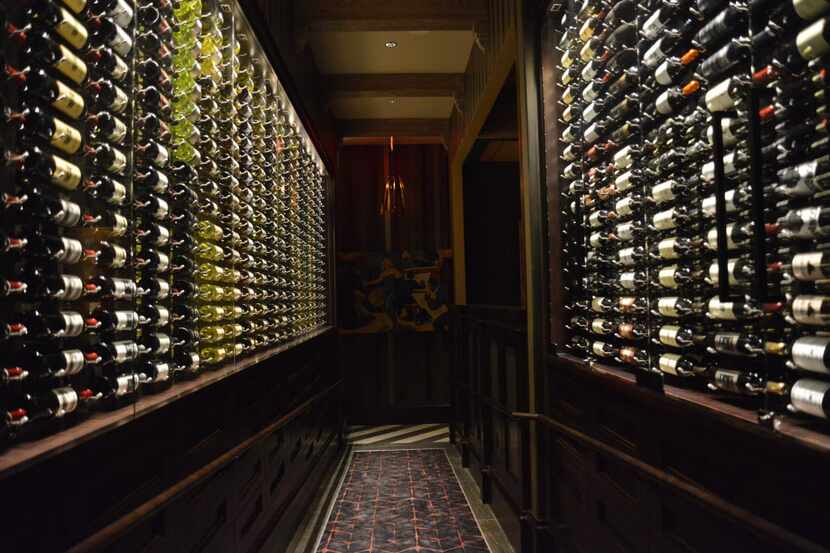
[[0, 333, 342, 553], [463, 161, 523, 306]]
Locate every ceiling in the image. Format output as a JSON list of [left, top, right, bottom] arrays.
[[294, 0, 487, 142]]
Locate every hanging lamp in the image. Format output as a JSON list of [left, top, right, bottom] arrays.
[[380, 136, 407, 215]]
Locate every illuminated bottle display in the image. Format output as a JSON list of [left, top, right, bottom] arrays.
[[0, 0, 330, 450]]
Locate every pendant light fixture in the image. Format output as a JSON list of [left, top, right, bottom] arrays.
[[380, 136, 406, 215]]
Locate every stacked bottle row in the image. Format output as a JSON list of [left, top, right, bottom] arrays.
[[553, 0, 830, 426], [0, 0, 329, 447]]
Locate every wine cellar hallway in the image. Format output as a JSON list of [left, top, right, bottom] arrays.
[[3, 1, 830, 553]]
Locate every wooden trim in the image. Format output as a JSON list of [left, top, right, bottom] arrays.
[[66, 380, 344, 553], [339, 118, 450, 140], [295, 0, 488, 32], [512, 411, 830, 553], [326, 73, 465, 99]]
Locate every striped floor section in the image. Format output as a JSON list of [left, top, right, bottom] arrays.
[[347, 424, 450, 445]]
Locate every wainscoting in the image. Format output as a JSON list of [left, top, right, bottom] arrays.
[[0, 331, 343, 553], [450, 307, 830, 553]]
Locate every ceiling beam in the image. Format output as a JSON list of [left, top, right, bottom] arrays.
[[339, 118, 449, 140], [296, 0, 488, 32], [326, 73, 464, 99]]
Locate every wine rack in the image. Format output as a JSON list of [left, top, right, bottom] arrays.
[[0, 0, 330, 452], [549, 0, 830, 429]]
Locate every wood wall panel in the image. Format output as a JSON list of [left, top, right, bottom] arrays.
[[0, 333, 342, 553]]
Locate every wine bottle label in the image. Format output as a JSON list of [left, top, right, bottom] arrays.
[[659, 325, 682, 347], [106, 244, 128, 268], [618, 247, 636, 266], [109, 51, 129, 81], [62, 350, 85, 376], [795, 0, 830, 20], [560, 67, 575, 85], [49, 154, 82, 191], [111, 213, 129, 237], [654, 60, 674, 86], [106, 115, 128, 143], [55, 199, 82, 226], [106, 178, 127, 205], [655, 90, 674, 115], [581, 61, 598, 81], [798, 18, 830, 61], [592, 341, 611, 357], [651, 180, 676, 203], [714, 333, 743, 355], [59, 237, 83, 264], [112, 340, 139, 363], [615, 222, 634, 241], [708, 260, 739, 285], [657, 238, 679, 259], [714, 369, 742, 392], [787, 206, 828, 238], [702, 189, 737, 217], [583, 102, 599, 123], [791, 379, 830, 419], [584, 123, 600, 143], [108, 22, 134, 57], [108, 0, 135, 28], [616, 196, 634, 216], [111, 278, 135, 299], [641, 10, 667, 41], [61, 0, 87, 14], [52, 386, 79, 417], [620, 271, 637, 290], [155, 307, 170, 327], [154, 225, 171, 246], [115, 374, 137, 396], [110, 84, 130, 113], [793, 252, 828, 281], [643, 38, 668, 68], [658, 353, 684, 376], [579, 18, 596, 41], [582, 83, 599, 102], [589, 232, 602, 248], [563, 145, 577, 161], [791, 336, 830, 374], [48, 116, 83, 155], [792, 295, 830, 325], [588, 211, 603, 228], [561, 50, 575, 68], [619, 297, 637, 312], [60, 311, 85, 337], [658, 266, 679, 289], [105, 146, 128, 174], [591, 297, 607, 313], [562, 87, 575, 104], [579, 41, 597, 62], [707, 225, 736, 250], [56, 275, 84, 300], [113, 311, 139, 331], [591, 319, 610, 333], [53, 80, 85, 119], [152, 362, 171, 382], [615, 171, 634, 192], [704, 77, 735, 113], [613, 147, 634, 169], [653, 208, 677, 230], [154, 334, 172, 355], [54, 44, 88, 85], [657, 297, 680, 317], [707, 298, 736, 320], [55, 7, 88, 50], [562, 105, 575, 122]]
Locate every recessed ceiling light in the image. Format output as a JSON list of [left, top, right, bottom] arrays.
[[385, 41, 398, 48], [388, 98, 397, 104]]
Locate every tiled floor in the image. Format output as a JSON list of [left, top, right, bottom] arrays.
[[285, 432, 513, 553]]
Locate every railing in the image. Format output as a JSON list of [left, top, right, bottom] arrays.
[[451, 305, 529, 534]]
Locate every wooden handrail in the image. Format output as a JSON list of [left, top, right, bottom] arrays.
[[67, 380, 343, 553], [512, 411, 830, 553]]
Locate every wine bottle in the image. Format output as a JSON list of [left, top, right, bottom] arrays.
[[6, 26, 88, 85], [83, 241, 127, 267], [709, 368, 768, 394], [138, 305, 170, 327], [697, 37, 750, 81], [86, 111, 127, 143], [655, 324, 695, 347], [85, 309, 139, 332], [654, 296, 701, 317], [87, 15, 132, 56], [788, 295, 830, 326], [4, 347, 88, 381], [772, 17, 830, 74], [84, 143, 127, 174], [655, 80, 700, 115], [692, 3, 748, 50], [789, 378, 830, 418], [3, 189, 82, 227], [87, 78, 128, 113], [591, 340, 616, 358], [777, 206, 830, 238], [7, 147, 82, 190], [656, 352, 706, 377], [27, 0, 89, 50], [617, 321, 648, 339], [83, 175, 127, 205], [85, 45, 128, 81], [88, 0, 134, 29]]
